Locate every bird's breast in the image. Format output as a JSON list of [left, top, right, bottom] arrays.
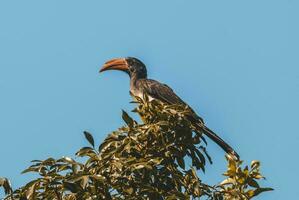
[[130, 89, 154, 102]]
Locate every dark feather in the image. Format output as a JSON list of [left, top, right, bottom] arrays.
[[137, 79, 185, 105], [136, 79, 204, 122], [135, 79, 239, 159]]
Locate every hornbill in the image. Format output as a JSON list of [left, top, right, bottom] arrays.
[[99, 57, 239, 159]]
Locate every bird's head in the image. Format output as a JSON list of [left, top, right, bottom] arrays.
[[100, 57, 147, 79]]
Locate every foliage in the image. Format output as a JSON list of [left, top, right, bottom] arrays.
[[1, 97, 272, 199], [214, 157, 273, 200], [0, 177, 12, 197]]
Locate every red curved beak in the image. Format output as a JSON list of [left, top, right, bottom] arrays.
[[100, 58, 129, 73]]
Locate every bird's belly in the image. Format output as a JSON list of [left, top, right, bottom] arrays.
[[130, 90, 154, 101]]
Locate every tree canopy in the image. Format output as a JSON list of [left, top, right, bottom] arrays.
[[1, 96, 273, 199]]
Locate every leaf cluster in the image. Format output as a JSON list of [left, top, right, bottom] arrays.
[[1, 97, 272, 200], [213, 157, 273, 200], [0, 177, 12, 197]]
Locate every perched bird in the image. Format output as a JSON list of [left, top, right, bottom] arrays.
[[100, 57, 239, 159]]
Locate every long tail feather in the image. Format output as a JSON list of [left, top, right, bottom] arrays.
[[194, 122, 240, 160]]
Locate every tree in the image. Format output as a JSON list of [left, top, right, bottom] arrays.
[[1, 96, 273, 199]]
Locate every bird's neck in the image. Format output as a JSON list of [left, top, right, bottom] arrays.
[[130, 74, 145, 98], [130, 75, 140, 89], [130, 72, 146, 86]]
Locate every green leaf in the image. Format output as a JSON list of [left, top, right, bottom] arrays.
[[200, 146, 213, 164], [75, 146, 95, 157], [248, 178, 260, 188], [0, 177, 12, 195], [83, 131, 95, 147], [126, 187, 134, 195], [176, 156, 185, 169], [252, 187, 274, 197], [63, 181, 82, 193], [251, 160, 260, 170], [122, 110, 134, 128], [80, 176, 89, 189], [21, 167, 39, 174], [26, 182, 37, 199]]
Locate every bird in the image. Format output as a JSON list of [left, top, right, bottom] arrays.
[[99, 57, 239, 160]]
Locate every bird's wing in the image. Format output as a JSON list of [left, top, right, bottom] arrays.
[[137, 79, 204, 123], [138, 79, 186, 105], [138, 79, 239, 159]]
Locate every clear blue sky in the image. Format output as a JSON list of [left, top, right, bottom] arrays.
[[0, 1, 298, 199]]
